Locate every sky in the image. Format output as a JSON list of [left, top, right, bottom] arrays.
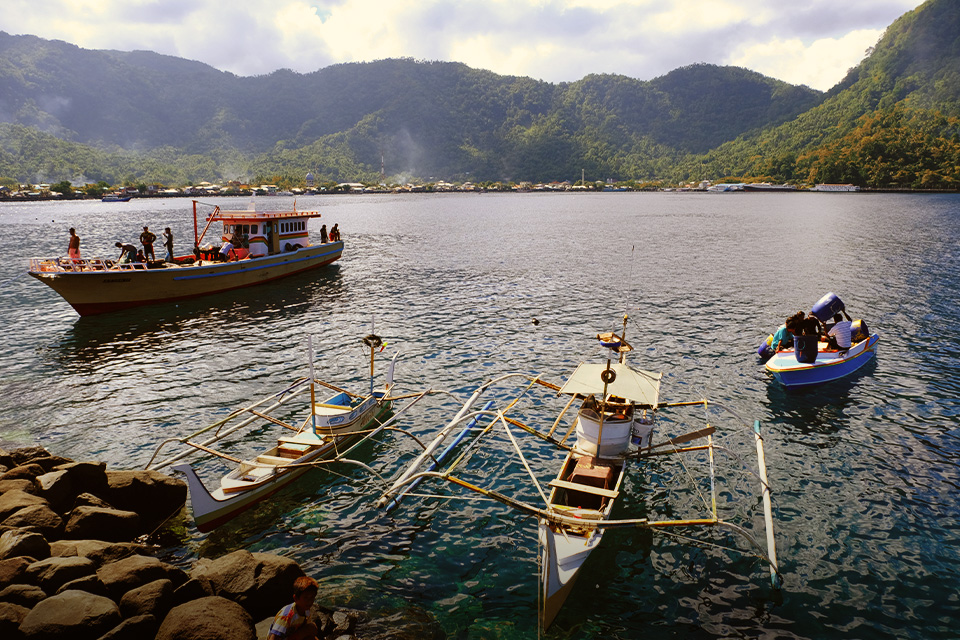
[[0, 0, 926, 91]]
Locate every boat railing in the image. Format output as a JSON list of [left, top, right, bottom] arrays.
[[28, 257, 149, 273]]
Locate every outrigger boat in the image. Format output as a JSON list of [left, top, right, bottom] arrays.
[[759, 292, 879, 388], [147, 334, 430, 532], [379, 316, 782, 630], [28, 200, 342, 316]]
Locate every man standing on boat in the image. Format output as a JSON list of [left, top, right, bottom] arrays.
[[319, 224, 328, 243], [162, 227, 174, 262], [67, 228, 81, 261], [140, 226, 157, 262]]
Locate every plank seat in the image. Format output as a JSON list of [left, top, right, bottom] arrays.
[[548, 478, 619, 499], [255, 454, 290, 467]]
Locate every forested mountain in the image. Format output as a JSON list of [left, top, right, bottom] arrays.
[[0, 0, 958, 188], [690, 0, 960, 188]]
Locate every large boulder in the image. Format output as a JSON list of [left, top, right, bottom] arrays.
[[62, 506, 140, 541], [55, 574, 108, 597], [0, 491, 49, 522], [103, 470, 186, 530], [0, 465, 46, 482], [155, 596, 255, 640], [2, 505, 62, 538], [49, 539, 145, 565], [25, 556, 96, 593], [0, 557, 32, 588], [98, 614, 158, 640], [50, 463, 107, 499], [22, 457, 71, 473], [0, 584, 47, 608], [18, 589, 120, 640], [0, 601, 28, 639], [8, 447, 51, 467], [189, 550, 303, 619], [0, 530, 49, 561], [96, 555, 169, 600], [119, 578, 174, 618], [33, 471, 74, 512], [0, 479, 37, 496]]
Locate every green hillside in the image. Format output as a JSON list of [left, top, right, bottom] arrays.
[[1, 0, 959, 188]]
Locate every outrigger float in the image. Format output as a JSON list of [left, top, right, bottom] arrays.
[[147, 334, 430, 532], [378, 316, 782, 630], [28, 200, 342, 316]]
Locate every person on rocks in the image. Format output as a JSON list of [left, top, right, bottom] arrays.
[[140, 226, 157, 262], [268, 576, 320, 640]]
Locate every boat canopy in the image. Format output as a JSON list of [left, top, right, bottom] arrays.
[[558, 363, 662, 406]]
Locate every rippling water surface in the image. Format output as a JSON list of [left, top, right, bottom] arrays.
[[1, 192, 958, 638]]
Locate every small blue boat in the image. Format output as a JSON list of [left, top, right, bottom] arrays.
[[764, 333, 879, 388], [760, 292, 879, 389]]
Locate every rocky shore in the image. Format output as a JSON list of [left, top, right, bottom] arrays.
[[0, 445, 419, 640]]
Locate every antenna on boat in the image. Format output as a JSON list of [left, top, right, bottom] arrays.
[[362, 318, 383, 396], [307, 335, 318, 433]]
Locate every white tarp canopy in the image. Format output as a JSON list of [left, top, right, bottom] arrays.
[[558, 362, 662, 406]]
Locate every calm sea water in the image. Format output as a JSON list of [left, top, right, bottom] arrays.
[[1, 192, 958, 639]]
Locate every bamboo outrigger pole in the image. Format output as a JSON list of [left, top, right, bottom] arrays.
[[754, 419, 782, 589], [308, 335, 318, 434]]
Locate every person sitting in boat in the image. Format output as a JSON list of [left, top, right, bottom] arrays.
[[329, 223, 340, 242], [826, 313, 853, 353], [268, 576, 320, 640], [772, 311, 804, 351], [115, 242, 137, 264]]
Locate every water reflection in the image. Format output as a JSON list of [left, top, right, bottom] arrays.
[[46, 266, 344, 372]]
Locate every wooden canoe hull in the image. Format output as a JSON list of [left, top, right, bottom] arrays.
[[28, 242, 342, 316]]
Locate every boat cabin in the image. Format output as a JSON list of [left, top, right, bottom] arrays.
[[208, 207, 323, 259]]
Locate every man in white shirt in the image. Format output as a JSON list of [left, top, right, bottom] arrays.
[[827, 313, 853, 352]]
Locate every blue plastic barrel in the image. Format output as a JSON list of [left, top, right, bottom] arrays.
[[811, 292, 845, 323]]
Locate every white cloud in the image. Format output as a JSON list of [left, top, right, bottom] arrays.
[[0, 0, 924, 89]]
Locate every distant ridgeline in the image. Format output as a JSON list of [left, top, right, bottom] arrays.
[[0, 0, 957, 189]]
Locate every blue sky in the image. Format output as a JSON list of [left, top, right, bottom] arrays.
[[0, 0, 925, 91]]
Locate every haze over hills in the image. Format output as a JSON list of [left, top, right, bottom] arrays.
[[0, 0, 957, 189]]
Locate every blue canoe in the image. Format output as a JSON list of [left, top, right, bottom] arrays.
[[764, 333, 879, 388]]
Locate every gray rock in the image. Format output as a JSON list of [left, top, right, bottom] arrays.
[[18, 589, 120, 639], [0, 557, 31, 589], [0, 480, 37, 496], [332, 610, 360, 636], [8, 447, 51, 467], [50, 462, 107, 498], [0, 583, 46, 607], [96, 555, 168, 600], [190, 550, 303, 619], [49, 539, 145, 565], [55, 574, 108, 597], [103, 470, 186, 530], [171, 576, 213, 606], [0, 491, 49, 522], [63, 506, 140, 542], [97, 614, 158, 640], [26, 556, 96, 593], [155, 596, 255, 640], [2, 505, 62, 538], [34, 471, 74, 511], [0, 601, 29, 638], [70, 493, 112, 510], [0, 465, 46, 482], [119, 578, 174, 618], [0, 530, 49, 561]]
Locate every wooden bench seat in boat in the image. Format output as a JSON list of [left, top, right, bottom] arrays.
[[276, 441, 314, 459], [255, 454, 291, 467], [548, 478, 619, 499], [313, 403, 352, 415]]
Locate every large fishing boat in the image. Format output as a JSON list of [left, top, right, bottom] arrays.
[[28, 200, 342, 316], [379, 316, 782, 630]]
